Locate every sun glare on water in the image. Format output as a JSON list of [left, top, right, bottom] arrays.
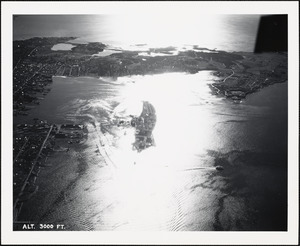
[[109, 72, 219, 169], [93, 72, 221, 229], [104, 14, 224, 48]]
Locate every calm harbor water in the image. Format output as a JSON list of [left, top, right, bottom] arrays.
[[15, 72, 287, 230], [15, 72, 287, 156], [13, 14, 287, 231]]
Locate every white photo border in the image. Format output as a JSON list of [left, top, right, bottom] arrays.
[[1, 1, 299, 245]]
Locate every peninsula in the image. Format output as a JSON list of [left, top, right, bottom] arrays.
[[13, 37, 287, 116]]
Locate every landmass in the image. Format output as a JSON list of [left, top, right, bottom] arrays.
[[12, 37, 287, 221], [13, 37, 287, 117]]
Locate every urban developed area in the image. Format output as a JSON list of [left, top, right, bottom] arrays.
[[13, 122, 88, 220], [13, 37, 287, 115], [13, 37, 287, 223]]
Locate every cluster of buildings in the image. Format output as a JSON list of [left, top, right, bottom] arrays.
[[13, 120, 87, 220], [55, 124, 87, 144], [13, 120, 55, 216], [13, 61, 58, 116], [55, 64, 80, 77], [131, 101, 157, 152], [112, 101, 157, 152]]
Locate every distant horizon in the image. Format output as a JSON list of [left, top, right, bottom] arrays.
[[13, 14, 261, 52]]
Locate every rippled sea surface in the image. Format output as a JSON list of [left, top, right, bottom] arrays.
[[16, 72, 287, 231]]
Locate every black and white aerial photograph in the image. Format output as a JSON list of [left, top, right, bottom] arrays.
[[1, 1, 299, 245]]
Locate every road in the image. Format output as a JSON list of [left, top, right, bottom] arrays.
[[13, 74, 287, 231], [223, 69, 235, 82], [14, 64, 47, 95], [14, 125, 54, 221], [13, 46, 39, 71], [13, 137, 30, 164]]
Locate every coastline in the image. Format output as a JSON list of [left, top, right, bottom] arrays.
[[12, 34, 288, 230], [13, 37, 287, 106], [12, 70, 288, 231]]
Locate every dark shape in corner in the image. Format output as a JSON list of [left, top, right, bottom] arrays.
[[254, 15, 287, 53]]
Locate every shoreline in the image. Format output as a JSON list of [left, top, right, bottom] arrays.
[[12, 37, 288, 230], [12, 72, 288, 231], [13, 36, 287, 118]]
